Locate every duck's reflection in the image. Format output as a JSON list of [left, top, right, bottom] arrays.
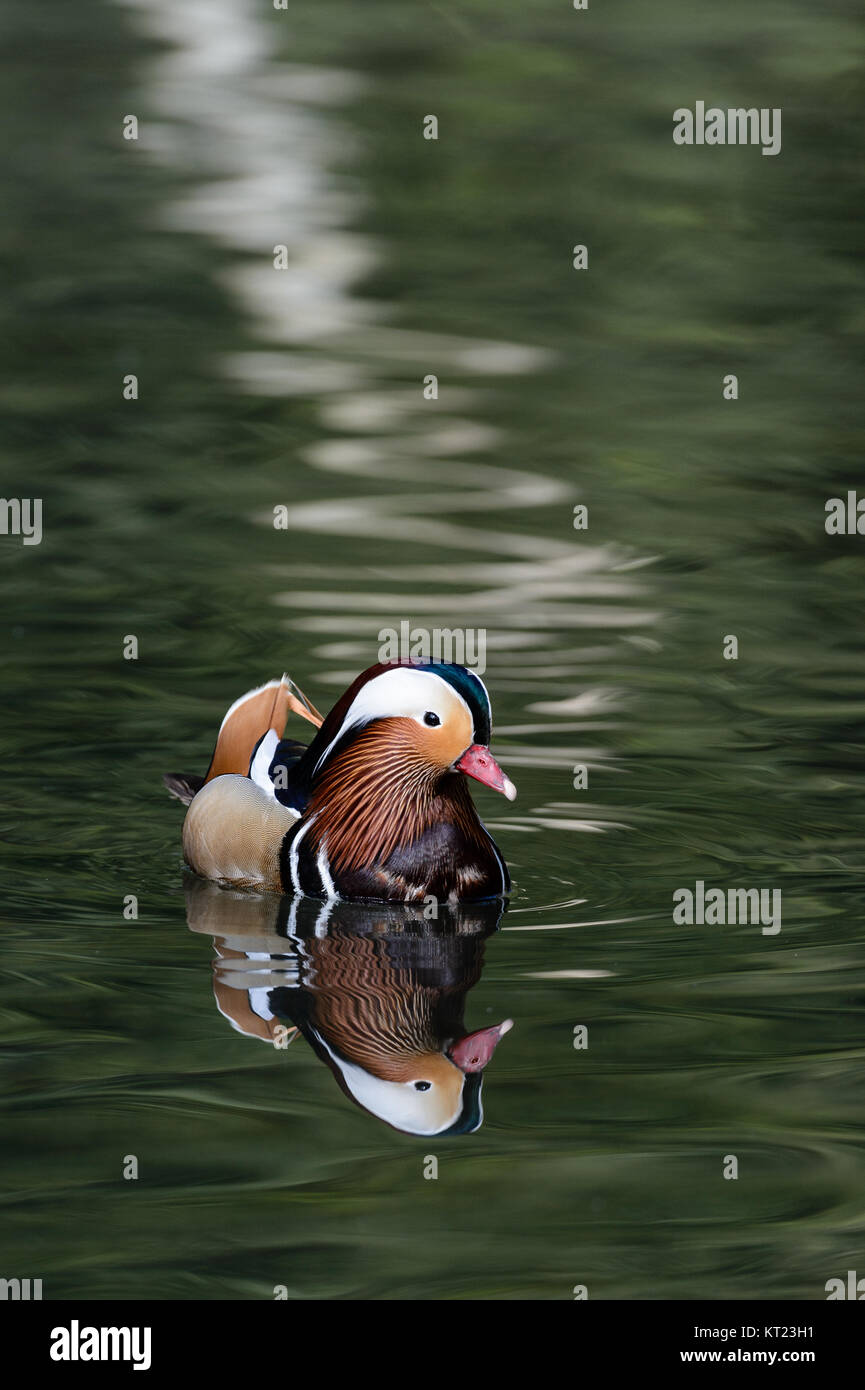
[[185, 876, 512, 1136]]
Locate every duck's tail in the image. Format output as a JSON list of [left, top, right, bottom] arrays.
[[163, 674, 323, 805], [163, 771, 205, 805]]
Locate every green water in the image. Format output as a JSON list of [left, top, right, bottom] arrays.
[[1, 0, 864, 1300]]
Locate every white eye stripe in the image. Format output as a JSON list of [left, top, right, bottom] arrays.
[[314, 669, 477, 774]]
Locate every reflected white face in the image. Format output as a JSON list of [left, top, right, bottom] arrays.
[[315, 668, 483, 774], [313, 1031, 470, 1134]]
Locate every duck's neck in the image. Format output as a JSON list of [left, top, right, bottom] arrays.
[[306, 730, 487, 875]]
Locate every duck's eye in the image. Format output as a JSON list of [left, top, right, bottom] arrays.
[[413, 1081, 432, 1091], [423, 711, 441, 727]]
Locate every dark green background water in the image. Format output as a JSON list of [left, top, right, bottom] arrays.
[[1, 0, 864, 1299]]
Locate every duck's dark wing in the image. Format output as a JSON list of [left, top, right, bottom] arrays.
[[270, 738, 314, 812]]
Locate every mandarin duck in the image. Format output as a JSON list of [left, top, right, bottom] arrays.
[[165, 660, 515, 902], [185, 878, 513, 1135]]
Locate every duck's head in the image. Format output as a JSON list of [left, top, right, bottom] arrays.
[[302, 659, 516, 801], [310, 1018, 514, 1136]]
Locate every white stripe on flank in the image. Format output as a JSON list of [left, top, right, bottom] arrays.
[[316, 845, 339, 900], [288, 815, 316, 893]]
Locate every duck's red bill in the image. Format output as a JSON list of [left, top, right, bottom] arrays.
[[455, 744, 517, 801], [448, 1020, 514, 1073]]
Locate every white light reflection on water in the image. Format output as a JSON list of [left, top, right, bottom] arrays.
[[114, 0, 657, 829]]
